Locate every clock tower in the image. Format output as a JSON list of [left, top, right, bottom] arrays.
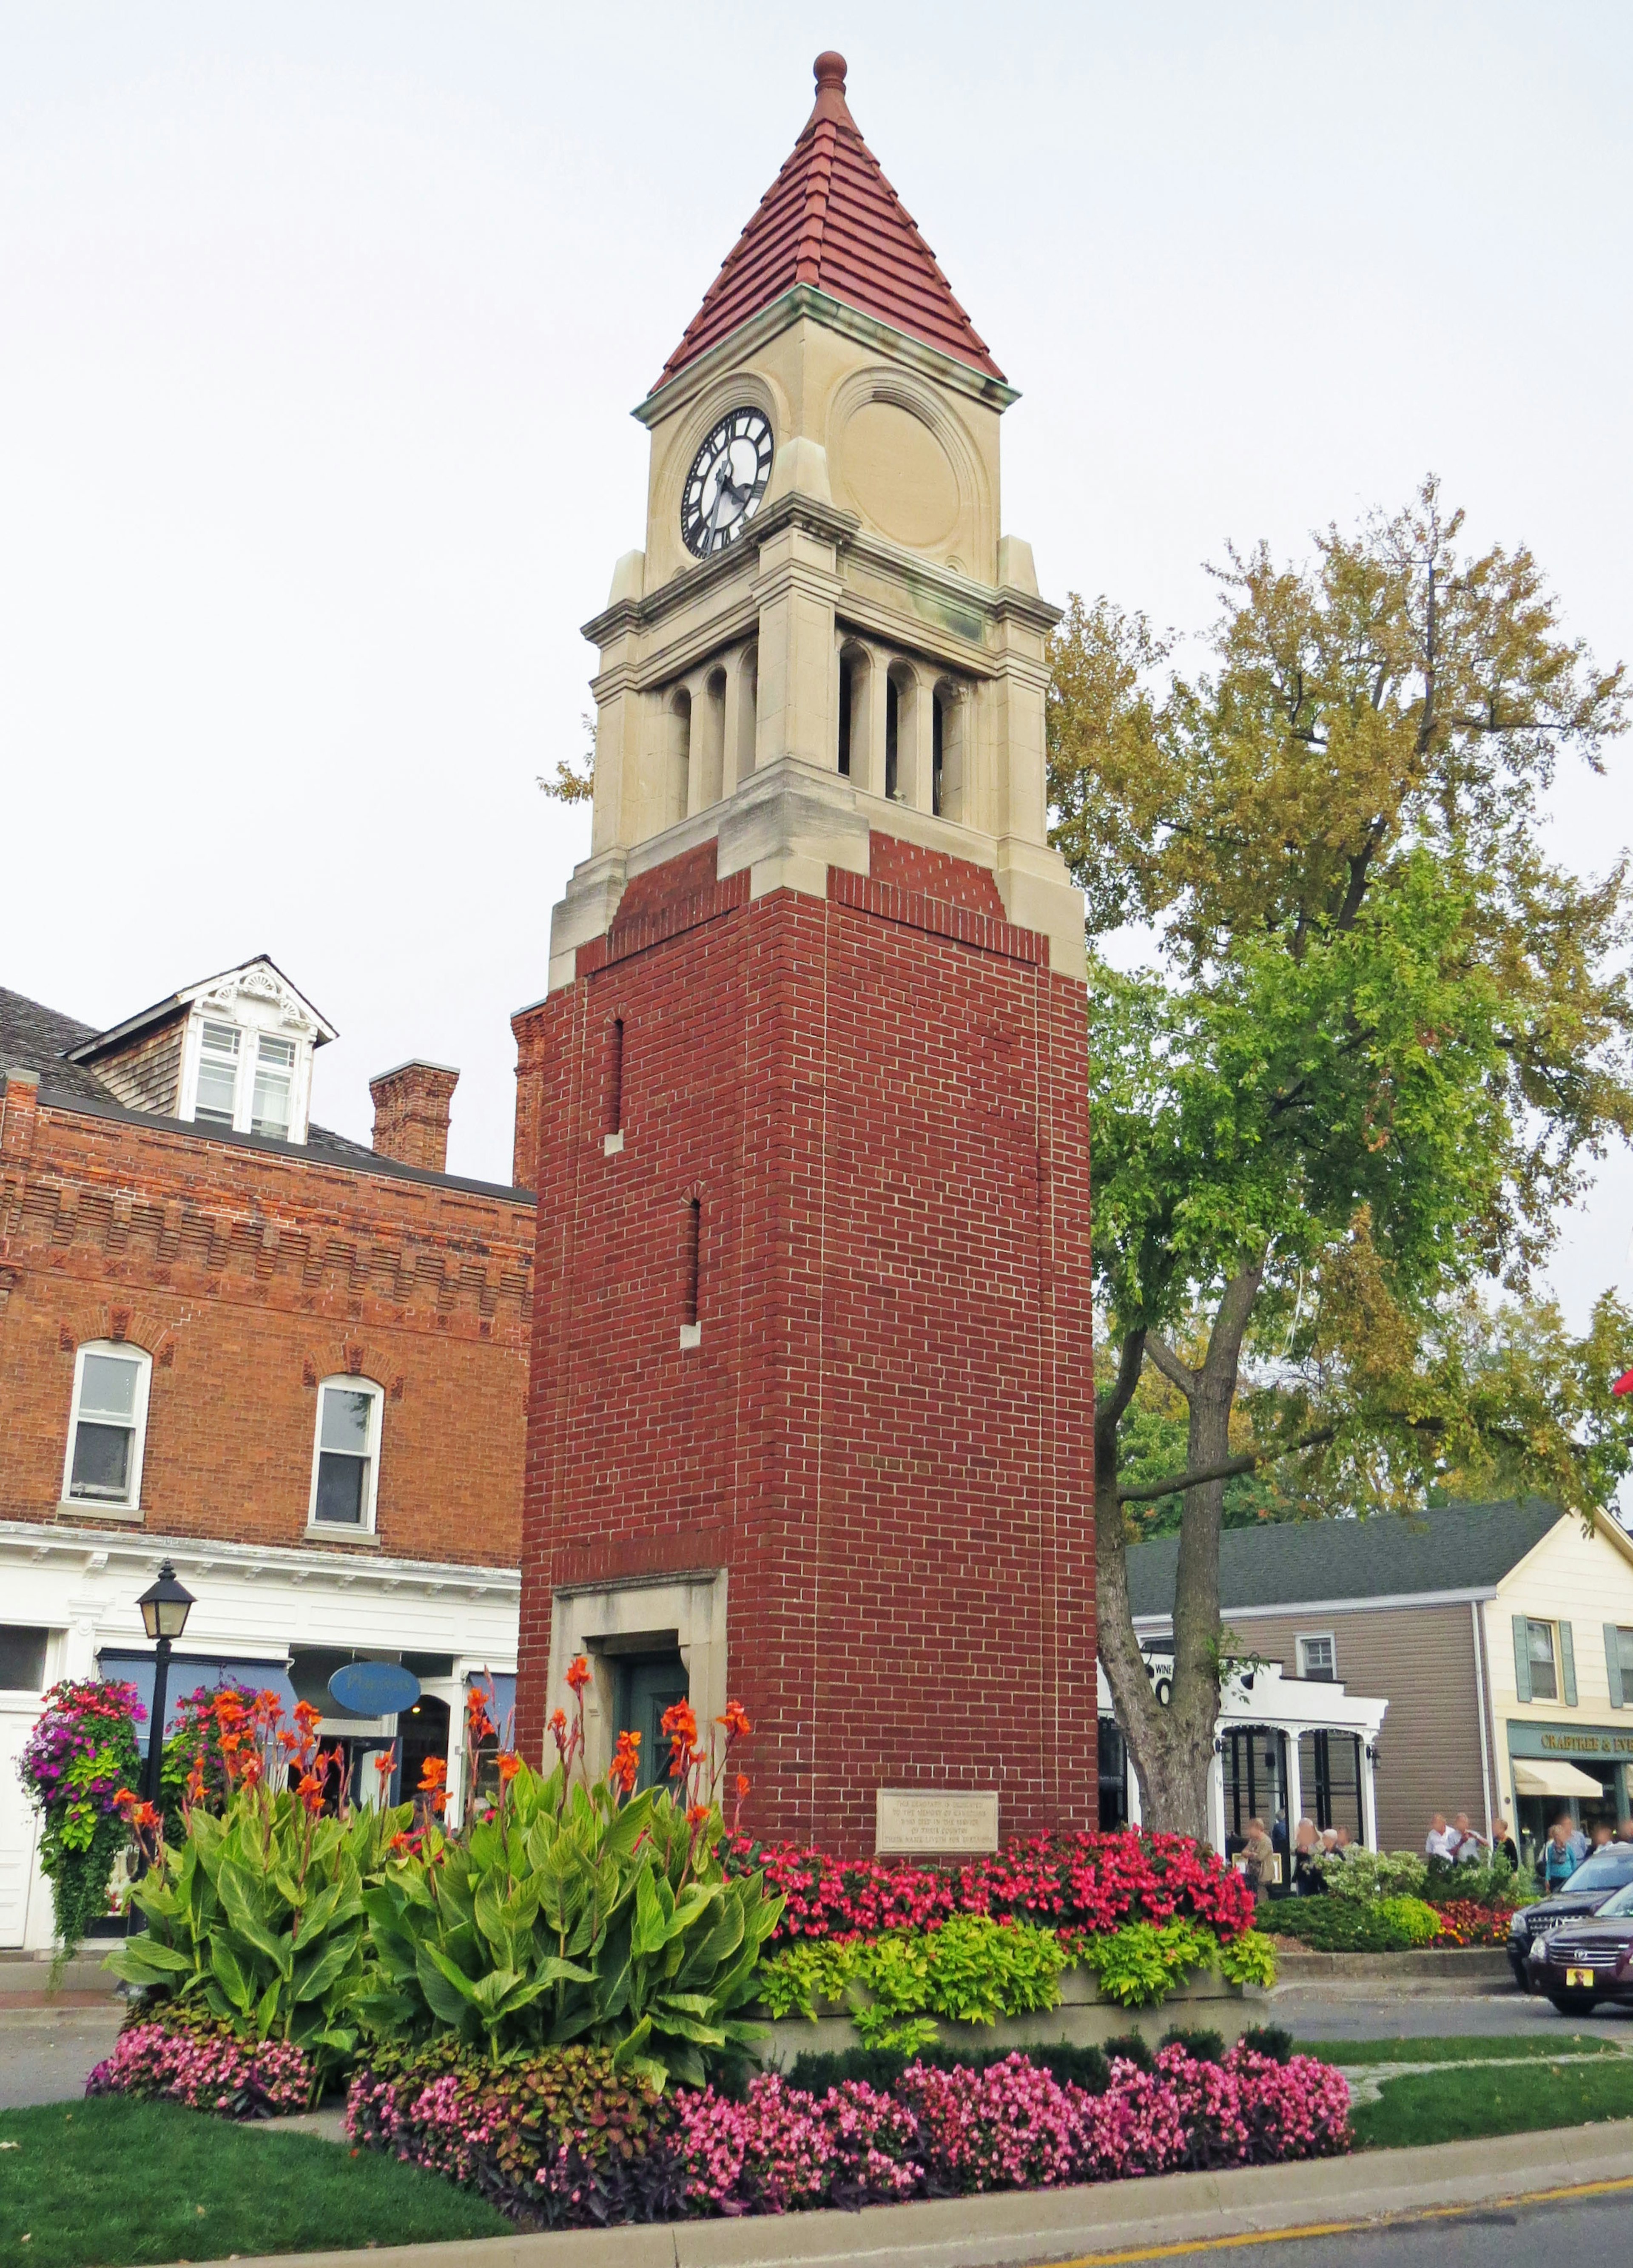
[[514, 53, 1096, 1850]]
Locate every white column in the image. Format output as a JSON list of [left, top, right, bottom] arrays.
[[909, 665, 935, 813], [1284, 1728, 1304, 1838], [1360, 1743, 1379, 1851]]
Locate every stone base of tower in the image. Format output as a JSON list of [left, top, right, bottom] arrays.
[[514, 834, 1095, 1853]]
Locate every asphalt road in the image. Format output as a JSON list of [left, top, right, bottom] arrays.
[[1279, 1987, 1633, 2043], [1152, 2180, 1633, 2265], [0, 2007, 122, 2108]]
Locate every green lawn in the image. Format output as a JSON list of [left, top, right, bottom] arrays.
[[0, 2099, 507, 2268], [1349, 2055, 1633, 2149], [1301, 2033, 1627, 2065]]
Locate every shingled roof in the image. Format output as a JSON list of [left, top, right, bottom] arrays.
[[1125, 1500, 1579, 1623], [654, 52, 1004, 392]]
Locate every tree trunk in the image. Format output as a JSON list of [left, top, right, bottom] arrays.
[[1095, 1258, 1265, 1844]]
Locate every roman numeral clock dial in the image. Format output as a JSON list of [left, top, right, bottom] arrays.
[[680, 409, 774, 558]]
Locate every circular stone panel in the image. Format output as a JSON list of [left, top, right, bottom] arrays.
[[839, 400, 961, 549]]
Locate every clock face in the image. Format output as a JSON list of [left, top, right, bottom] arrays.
[[680, 408, 774, 558]]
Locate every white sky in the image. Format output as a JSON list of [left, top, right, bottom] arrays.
[[2, 2, 1629, 1334]]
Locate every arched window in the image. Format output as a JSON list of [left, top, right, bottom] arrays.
[[736, 646, 758, 780], [933, 680, 964, 821], [698, 668, 727, 807], [308, 1376, 385, 1532], [838, 652, 853, 777], [668, 689, 692, 827], [885, 674, 900, 801], [63, 1341, 152, 1512]]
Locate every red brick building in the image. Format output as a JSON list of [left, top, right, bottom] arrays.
[[515, 56, 1096, 1853], [0, 957, 531, 1947]]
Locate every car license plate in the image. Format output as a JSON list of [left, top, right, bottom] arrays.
[[1566, 1967, 1596, 1988]]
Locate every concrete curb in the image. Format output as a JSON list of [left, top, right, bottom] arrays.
[[191, 2114, 1633, 2268]]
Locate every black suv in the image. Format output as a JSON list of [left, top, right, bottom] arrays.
[[1509, 1842, 1633, 1987]]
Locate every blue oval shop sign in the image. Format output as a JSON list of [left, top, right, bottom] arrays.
[[327, 1660, 422, 1719]]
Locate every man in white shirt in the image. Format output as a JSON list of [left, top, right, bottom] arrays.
[[1425, 1813, 1460, 1859], [1452, 1812, 1488, 1863]]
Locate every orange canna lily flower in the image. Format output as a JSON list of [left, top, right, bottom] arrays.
[[736, 1773, 751, 1798], [565, 1655, 592, 1694], [374, 1748, 396, 1778], [495, 1751, 522, 1783], [608, 1730, 640, 1796], [717, 1700, 752, 1740]]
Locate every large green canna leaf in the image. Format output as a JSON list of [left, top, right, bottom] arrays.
[[292, 1932, 359, 2005], [631, 1865, 666, 1961], [218, 1865, 292, 1979], [210, 1935, 255, 2013], [104, 1936, 195, 1985], [415, 1942, 478, 2024]]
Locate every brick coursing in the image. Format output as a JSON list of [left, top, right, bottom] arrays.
[[0, 1093, 532, 1563], [517, 833, 1096, 1853]]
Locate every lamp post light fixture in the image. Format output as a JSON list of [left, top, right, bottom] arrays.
[[135, 1560, 194, 1811]]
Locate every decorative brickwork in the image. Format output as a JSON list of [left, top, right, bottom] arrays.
[[0, 1092, 532, 1562], [369, 1062, 460, 1175], [517, 837, 1095, 1853]]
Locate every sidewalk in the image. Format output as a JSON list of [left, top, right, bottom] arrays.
[[188, 2115, 1633, 2268]]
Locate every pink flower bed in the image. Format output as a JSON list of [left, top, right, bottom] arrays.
[[723, 1829, 1257, 1946], [87, 2020, 312, 2117], [347, 2042, 1349, 2224]]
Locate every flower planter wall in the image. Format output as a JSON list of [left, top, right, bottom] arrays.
[[757, 1965, 1258, 2069]]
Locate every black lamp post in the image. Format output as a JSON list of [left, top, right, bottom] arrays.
[[136, 1560, 194, 1810]]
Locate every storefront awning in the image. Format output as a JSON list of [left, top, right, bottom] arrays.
[[99, 1651, 298, 1740], [1512, 1758, 1606, 1799]]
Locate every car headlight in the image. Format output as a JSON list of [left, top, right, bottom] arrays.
[[1509, 1913, 1525, 1935]]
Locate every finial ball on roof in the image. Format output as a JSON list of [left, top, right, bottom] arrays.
[[814, 51, 847, 90]]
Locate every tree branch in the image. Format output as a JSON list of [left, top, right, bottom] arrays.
[[1114, 1422, 1338, 1505], [1143, 1336, 1198, 1398], [1095, 1328, 1148, 1471]]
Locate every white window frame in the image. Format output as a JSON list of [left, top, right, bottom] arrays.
[[179, 1010, 313, 1144], [60, 1340, 152, 1518], [306, 1376, 384, 1537], [1297, 1632, 1337, 1681], [1525, 1617, 1560, 1702]]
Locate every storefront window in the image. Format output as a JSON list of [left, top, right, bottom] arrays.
[[1223, 1727, 1289, 1857], [1299, 1729, 1363, 1839], [1097, 1716, 1128, 1830]]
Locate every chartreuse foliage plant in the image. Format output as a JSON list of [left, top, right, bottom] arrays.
[[359, 1684, 782, 2091], [756, 1916, 1069, 2046], [1074, 1918, 1219, 2008]]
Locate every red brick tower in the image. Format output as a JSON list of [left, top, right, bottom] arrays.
[[515, 54, 1095, 1853]]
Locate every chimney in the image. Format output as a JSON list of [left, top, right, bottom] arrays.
[[1, 1065, 41, 1165], [369, 1060, 459, 1174]]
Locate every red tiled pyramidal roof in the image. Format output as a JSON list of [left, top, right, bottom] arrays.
[[654, 52, 1004, 392]]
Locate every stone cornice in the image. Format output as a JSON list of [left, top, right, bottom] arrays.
[[0, 1516, 521, 1596], [582, 494, 859, 654], [632, 287, 1021, 428]]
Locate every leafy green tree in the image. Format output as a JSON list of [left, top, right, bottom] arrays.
[[1052, 480, 1633, 1836]]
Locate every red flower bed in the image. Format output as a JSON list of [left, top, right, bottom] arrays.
[[1429, 1899, 1515, 1948], [721, 1830, 1256, 1947]]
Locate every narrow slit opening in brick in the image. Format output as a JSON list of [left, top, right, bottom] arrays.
[[682, 1197, 700, 1327], [606, 1018, 625, 1135]]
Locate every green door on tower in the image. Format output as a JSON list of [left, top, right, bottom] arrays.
[[614, 1653, 689, 1795]]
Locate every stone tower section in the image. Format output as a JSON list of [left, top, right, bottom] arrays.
[[515, 54, 1096, 1850]]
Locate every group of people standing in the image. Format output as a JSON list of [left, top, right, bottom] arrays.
[[1235, 1814, 1354, 1894], [1532, 1811, 1633, 1889]]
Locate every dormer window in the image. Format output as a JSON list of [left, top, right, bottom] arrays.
[[188, 1019, 304, 1141], [63, 954, 334, 1143], [195, 1023, 241, 1126], [252, 1036, 295, 1137]]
